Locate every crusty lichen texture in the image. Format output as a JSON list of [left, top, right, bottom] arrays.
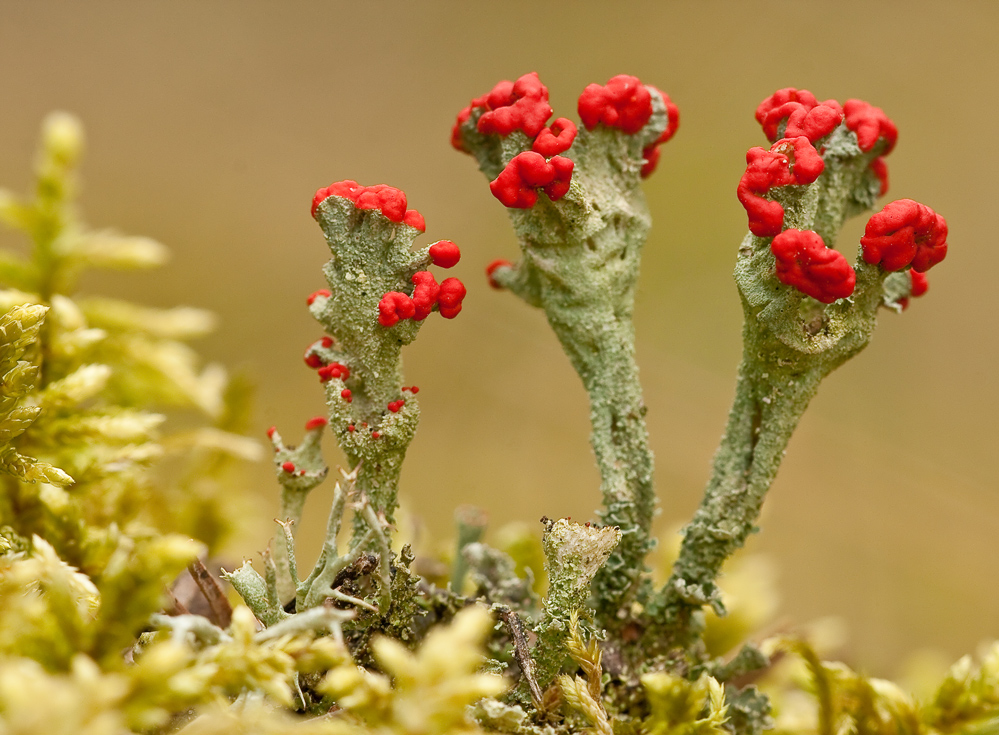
[[453, 73, 679, 627], [646, 90, 948, 655], [306, 182, 465, 541]]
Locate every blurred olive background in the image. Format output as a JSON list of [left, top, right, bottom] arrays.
[[1, 1, 996, 675]]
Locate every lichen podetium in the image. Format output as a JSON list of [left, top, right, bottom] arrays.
[[453, 73, 680, 628], [644, 90, 947, 657]]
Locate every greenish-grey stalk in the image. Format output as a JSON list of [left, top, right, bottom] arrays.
[[647, 123, 912, 652], [456, 90, 673, 627], [311, 199, 437, 544]]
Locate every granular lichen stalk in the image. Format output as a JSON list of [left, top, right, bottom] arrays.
[[453, 72, 679, 627]]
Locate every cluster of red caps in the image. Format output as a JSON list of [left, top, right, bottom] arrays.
[[452, 72, 679, 209], [578, 74, 679, 177], [309, 182, 467, 328], [377, 240, 466, 327], [312, 180, 426, 232], [740, 88, 945, 306]]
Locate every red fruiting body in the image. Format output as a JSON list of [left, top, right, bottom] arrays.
[[307, 288, 331, 305], [347, 424, 355, 432], [387, 400, 405, 413], [860, 199, 948, 272], [429, 240, 461, 269], [317, 362, 349, 382], [321, 336, 333, 348], [640, 87, 681, 178], [282, 461, 296, 473], [266, 426, 276, 439], [304, 351, 324, 369], [305, 416, 328, 431], [486, 259, 512, 289], [451, 97, 485, 152], [651, 88, 681, 145], [771, 229, 856, 304], [737, 137, 825, 237], [843, 99, 898, 154], [437, 277, 467, 319], [870, 157, 889, 197], [641, 146, 661, 179], [312, 180, 426, 232], [475, 72, 553, 139], [341, 389, 352, 402], [755, 88, 843, 143], [490, 151, 574, 209], [532, 118, 578, 157], [378, 291, 416, 327], [910, 269, 929, 297], [578, 75, 653, 134], [371, 431, 381, 439], [411, 271, 441, 320], [775, 137, 825, 182]]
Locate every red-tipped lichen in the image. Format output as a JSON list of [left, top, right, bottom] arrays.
[[304, 416, 328, 431], [870, 157, 889, 197], [640, 87, 680, 178], [532, 118, 578, 157], [312, 180, 426, 232], [860, 199, 948, 272], [843, 99, 898, 154], [307, 289, 331, 305], [378, 291, 416, 327], [486, 259, 512, 290], [429, 240, 461, 269], [411, 271, 441, 321], [578, 75, 653, 134], [737, 137, 825, 237], [472, 72, 554, 140], [438, 277, 466, 319], [771, 229, 856, 303], [490, 151, 574, 209], [755, 88, 844, 143], [317, 362, 350, 382], [910, 269, 929, 297]]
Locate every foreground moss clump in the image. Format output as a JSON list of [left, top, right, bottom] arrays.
[[0, 83, 984, 735]]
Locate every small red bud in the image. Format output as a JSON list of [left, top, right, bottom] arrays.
[[438, 277, 466, 319], [486, 259, 512, 289], [429, 240, 461, 268], [378, 291, 416, 327], [341, 389, 352, 402], [282, 461, 295, 473], [305, 416, 328, 431], [371, 431, 381, 439], [307, 289, 331, 305]]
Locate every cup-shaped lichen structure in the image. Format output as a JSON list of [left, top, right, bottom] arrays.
[[306, 182, 466, 541], [651, 89, 948, 652], [453, 73, 679, 625]]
